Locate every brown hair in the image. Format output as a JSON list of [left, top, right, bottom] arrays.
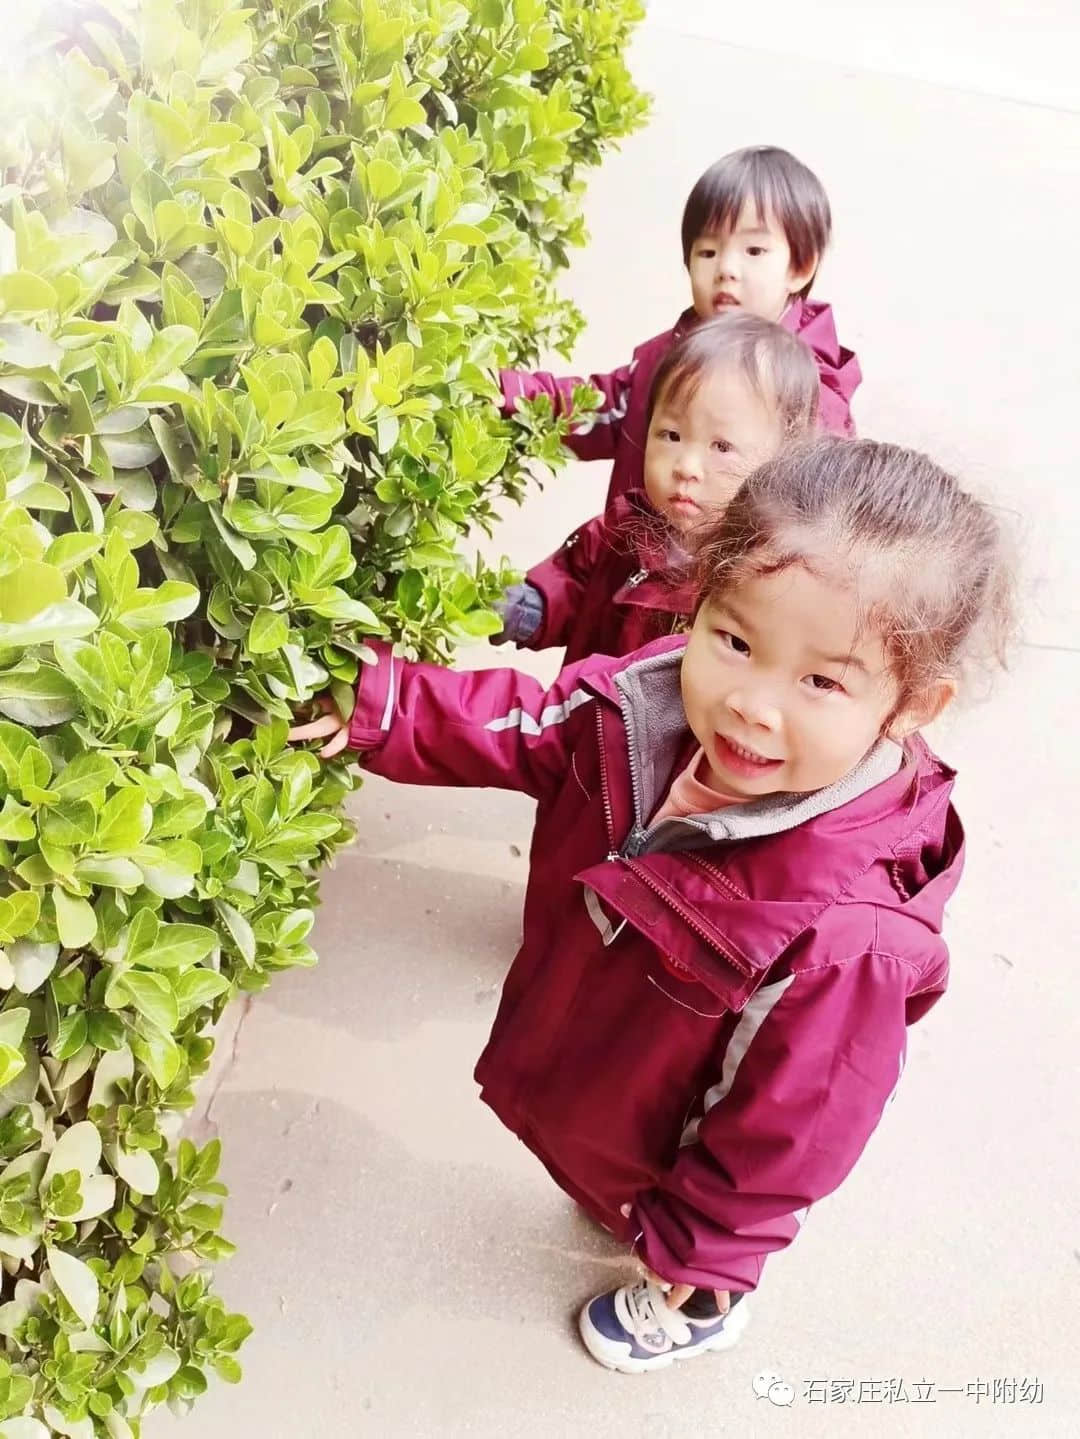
[[681, 146, 831, 299], [647, 311, 820, 440], [694, 437, 1015, 704]]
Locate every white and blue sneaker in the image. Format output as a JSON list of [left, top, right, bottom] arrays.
[[578, 1278, 749, 1373]]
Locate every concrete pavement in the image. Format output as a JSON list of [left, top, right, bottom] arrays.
[[176, 8, 1080, 1436]]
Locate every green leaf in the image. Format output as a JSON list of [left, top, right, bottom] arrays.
[[132, 920, 216, 971], [53, 888, 98, 949], [0, 1416, 52, 1439], [107, 1142, 158, 1195], [8, 938, 57, 991], [74, 856, 142, 889], [0, 563, 67, 623], [96, 789, 152, 852], [215, 900, 255, 964], [0, 666, 79, 726], [367, 158, 401, 200], [0, 600, 99, 650], [0, 272, 59, 314], [0, 323, 62, 370], [111, 970, 178, 1033], [46, 533, 105, 574], [100, 428, 161, 469], [52, 752, 120, 801], [114, 581, 199, 633], [53, 1011, 90, 1062], [0, 794, 36, 841], [134, 1026, 179, 1088], [174, 968, 230, 1018], [46, 1246, 100, 1328], [248, 607, 288, 654], [0, 1008, 29, 1049], [0, 1044, 26, 1090], [0, 891, 42, 942], [385, 98, 427, 130], [44, 1120, 102, 1184], [132, 840, 201, 898]]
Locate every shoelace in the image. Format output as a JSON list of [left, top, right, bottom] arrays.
[[624, 1279, 692, 1347]]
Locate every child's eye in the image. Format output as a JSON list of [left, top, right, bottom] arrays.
[[696, 247, 716, 259], [710, 438, 732, 454], [746, 246, 767, 257], [716, 630, 750, 655], [656, 427, 679, 442], [807, 674, 842, 693]]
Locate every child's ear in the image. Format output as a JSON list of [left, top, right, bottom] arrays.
[[787, 253, 818, 296], [887, 678, 957, 739]]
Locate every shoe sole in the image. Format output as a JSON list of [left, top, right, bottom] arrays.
[[578, 1294, 751, 1374]]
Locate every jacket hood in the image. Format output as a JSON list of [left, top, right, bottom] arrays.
[[782, 298, 862, 404]]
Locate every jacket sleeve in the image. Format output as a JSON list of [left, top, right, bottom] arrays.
[[516, 514, 608, 650], [345, 641, 602, 802], [631, 946, 946, 1294], [499, 360, 635, 462]]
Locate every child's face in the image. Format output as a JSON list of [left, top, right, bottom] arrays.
[[643, 368, 784, 533], [687, 201, 815, 323], [680, 564, 904, 799]]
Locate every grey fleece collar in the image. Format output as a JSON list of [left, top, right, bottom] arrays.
[[612, 646, 903, 857]]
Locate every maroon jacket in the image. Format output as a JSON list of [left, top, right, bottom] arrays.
[[500, 299, 861, 508], [500, 491, 694, 663], [346, 638, 962, 1295]]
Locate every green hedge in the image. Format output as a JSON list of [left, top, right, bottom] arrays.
[[0, 0, 646, 1431]]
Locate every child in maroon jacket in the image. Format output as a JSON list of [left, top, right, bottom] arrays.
[[291, 438, 1012, 1375], [500, 146, 861, 511], [495, 312, 819, 661]]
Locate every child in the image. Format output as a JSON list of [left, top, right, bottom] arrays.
[[496, 311, 819, 662], [290, 437, 1011, 1373], [500, 146, 861, 511]]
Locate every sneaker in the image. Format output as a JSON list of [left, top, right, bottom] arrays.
[[578, 1278, 749, 1373]]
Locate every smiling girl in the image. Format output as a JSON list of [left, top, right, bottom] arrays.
[[291, 437, 1012, 1373]]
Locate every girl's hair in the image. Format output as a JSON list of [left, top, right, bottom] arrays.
[[646, 312, 820, 439], [694, 437, 1016, 704], [681, 146, 831, 298]]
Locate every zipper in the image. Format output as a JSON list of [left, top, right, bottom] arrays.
[[625, 858, 753, 978], [593, 707, 750, 976], [613, 684, 646, 836], [594, 706, 620, 861], [687, 851, 748, 901], [624, 567, 649, 588]]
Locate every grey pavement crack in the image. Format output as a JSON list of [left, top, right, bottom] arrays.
[[202, 992, 255, 1131]]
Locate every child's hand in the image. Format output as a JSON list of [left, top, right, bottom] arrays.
[[287, 695, 351, 759]]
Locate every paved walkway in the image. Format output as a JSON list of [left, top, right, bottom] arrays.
[[178, 7, 1080, 1436]]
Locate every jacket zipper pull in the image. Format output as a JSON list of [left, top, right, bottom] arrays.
[[606, 850, 620, 863], [625, 568, 649, 588]]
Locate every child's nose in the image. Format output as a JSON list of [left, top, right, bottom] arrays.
[[673, 446, 704, 482], [726, 687, 782, 730], [716, 245, 739, 279]]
